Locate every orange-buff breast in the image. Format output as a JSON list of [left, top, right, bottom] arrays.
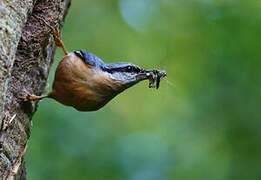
[[49, 53, 119, 111]]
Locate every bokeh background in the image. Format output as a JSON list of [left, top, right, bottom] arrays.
[[26, 0, 261, 179]]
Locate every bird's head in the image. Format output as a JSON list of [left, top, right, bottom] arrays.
[[102, 62, 166, 91], [74, 50, 166, 96]]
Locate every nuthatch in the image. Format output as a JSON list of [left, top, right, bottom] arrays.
[[22, 29, 166, 111]]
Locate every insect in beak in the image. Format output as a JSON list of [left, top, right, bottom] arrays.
[[135, 69, 166, 89], [146, 69, 167, 89]]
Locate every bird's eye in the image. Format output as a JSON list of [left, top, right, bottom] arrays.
[[126, 65, 140, 73], [127, 66, 132, 71]]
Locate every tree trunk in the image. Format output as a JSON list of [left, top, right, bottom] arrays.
[[0, 0, 71, 179]]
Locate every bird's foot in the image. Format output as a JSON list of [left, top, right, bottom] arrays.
[[50, 28, 68, 55], [19, 91, 47, 102]]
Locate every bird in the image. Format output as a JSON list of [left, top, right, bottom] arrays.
[[22, 29, 166, 111]]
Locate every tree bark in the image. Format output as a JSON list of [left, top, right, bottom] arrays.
[[0, 0, 71, 179]]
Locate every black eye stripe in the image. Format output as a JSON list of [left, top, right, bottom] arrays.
[[125, 66, 140, 72], [103, 62, 142, 73], [104, 66, 141, 73]]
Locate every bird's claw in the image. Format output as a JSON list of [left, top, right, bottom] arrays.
[[19, 94, 35, 102], [19, 90, 48, 102], [50, 28, 68, 55], [18, 90, 40, 102], [50, 28, 63, 47]]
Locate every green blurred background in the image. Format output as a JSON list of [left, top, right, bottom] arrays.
[[26, 0, 261, 179]]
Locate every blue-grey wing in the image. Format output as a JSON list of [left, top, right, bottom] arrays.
[[74, 50, 105, 67]]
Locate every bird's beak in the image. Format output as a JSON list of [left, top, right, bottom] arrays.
[[136, 69, 167, 89]]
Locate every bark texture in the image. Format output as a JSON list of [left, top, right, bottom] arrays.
[[0, 0, 71, 179]]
